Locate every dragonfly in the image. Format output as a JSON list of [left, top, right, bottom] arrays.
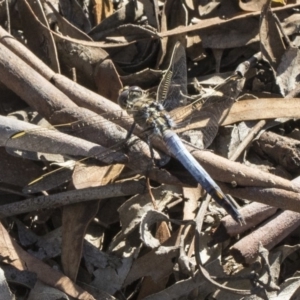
[[4, 42, 244, 223], [116, 42, 244, 224]]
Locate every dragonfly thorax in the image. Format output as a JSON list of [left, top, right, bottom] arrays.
[[118, 86, 175, 136]]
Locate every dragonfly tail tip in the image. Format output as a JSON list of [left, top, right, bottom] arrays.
[[237, 215, 246, 226], [212, 190, 245, 226]]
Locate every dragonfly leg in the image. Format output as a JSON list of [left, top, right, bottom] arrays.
[[146, 136, 156, 163], [134, 125, 161, 167], [143, 131, 168, 168], [125, 121, 136, 140]]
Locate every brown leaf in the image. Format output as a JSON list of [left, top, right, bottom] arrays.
[[89, 1, 146, 40], [92, 0, 113, 25], [0, 147, 42, 189], [18, 0, 60, 72], [55, 37, 111, 90], [137, 218, 171, 299], [94, 59, 122, 102], [276, 47, 300, 96], [72, 163, 125, 189], [222, 97, 300, 125], [240, 0, 269, 12], [46, 2, 93, 40], [0, 223, 96, 299], [61, 200, 100, 281], [260, 0, 286, 72], [124, 231, 180, 286], [58, 0, 91, 32]]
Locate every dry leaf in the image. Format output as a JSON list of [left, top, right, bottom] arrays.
[[3, 1, 300, 298], [0, 223, 96, 299]]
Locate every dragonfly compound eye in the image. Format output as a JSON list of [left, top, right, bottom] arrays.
[[118, 87, 130, 109], [128, 86, 143, 98], [118, 86, 143, 109]]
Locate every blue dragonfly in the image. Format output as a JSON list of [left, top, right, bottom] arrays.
[[4, 42, 244, 224], [117, 42, 245, 224]]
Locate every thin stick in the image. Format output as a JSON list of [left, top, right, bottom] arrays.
[[229, 120, 267, 161]]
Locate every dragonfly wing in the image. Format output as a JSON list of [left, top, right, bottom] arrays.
[[157, 42, 187, 111], [171, 76, 245, 149], [3, 113, 173, 192], [2, 115, 127, 164], [1, 115, 130, 192]]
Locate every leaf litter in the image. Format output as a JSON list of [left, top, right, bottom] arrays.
[[1, 0, 300, 299]]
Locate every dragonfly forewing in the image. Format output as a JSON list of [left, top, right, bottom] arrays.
[[1, 115, 127, 164], [2, 112, 177, 193]]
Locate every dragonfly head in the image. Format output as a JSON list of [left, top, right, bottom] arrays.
[[118, 86, 144, 109]]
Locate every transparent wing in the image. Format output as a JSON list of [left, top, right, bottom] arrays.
[[1, 111, 162, 193], [170, 74, 245, 149], [1, 114, 131, 193], [3, 112, 131, 163], [157, 42, 187, 111]]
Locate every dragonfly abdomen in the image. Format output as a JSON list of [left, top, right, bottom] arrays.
[[162, 130, 244, 224]]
